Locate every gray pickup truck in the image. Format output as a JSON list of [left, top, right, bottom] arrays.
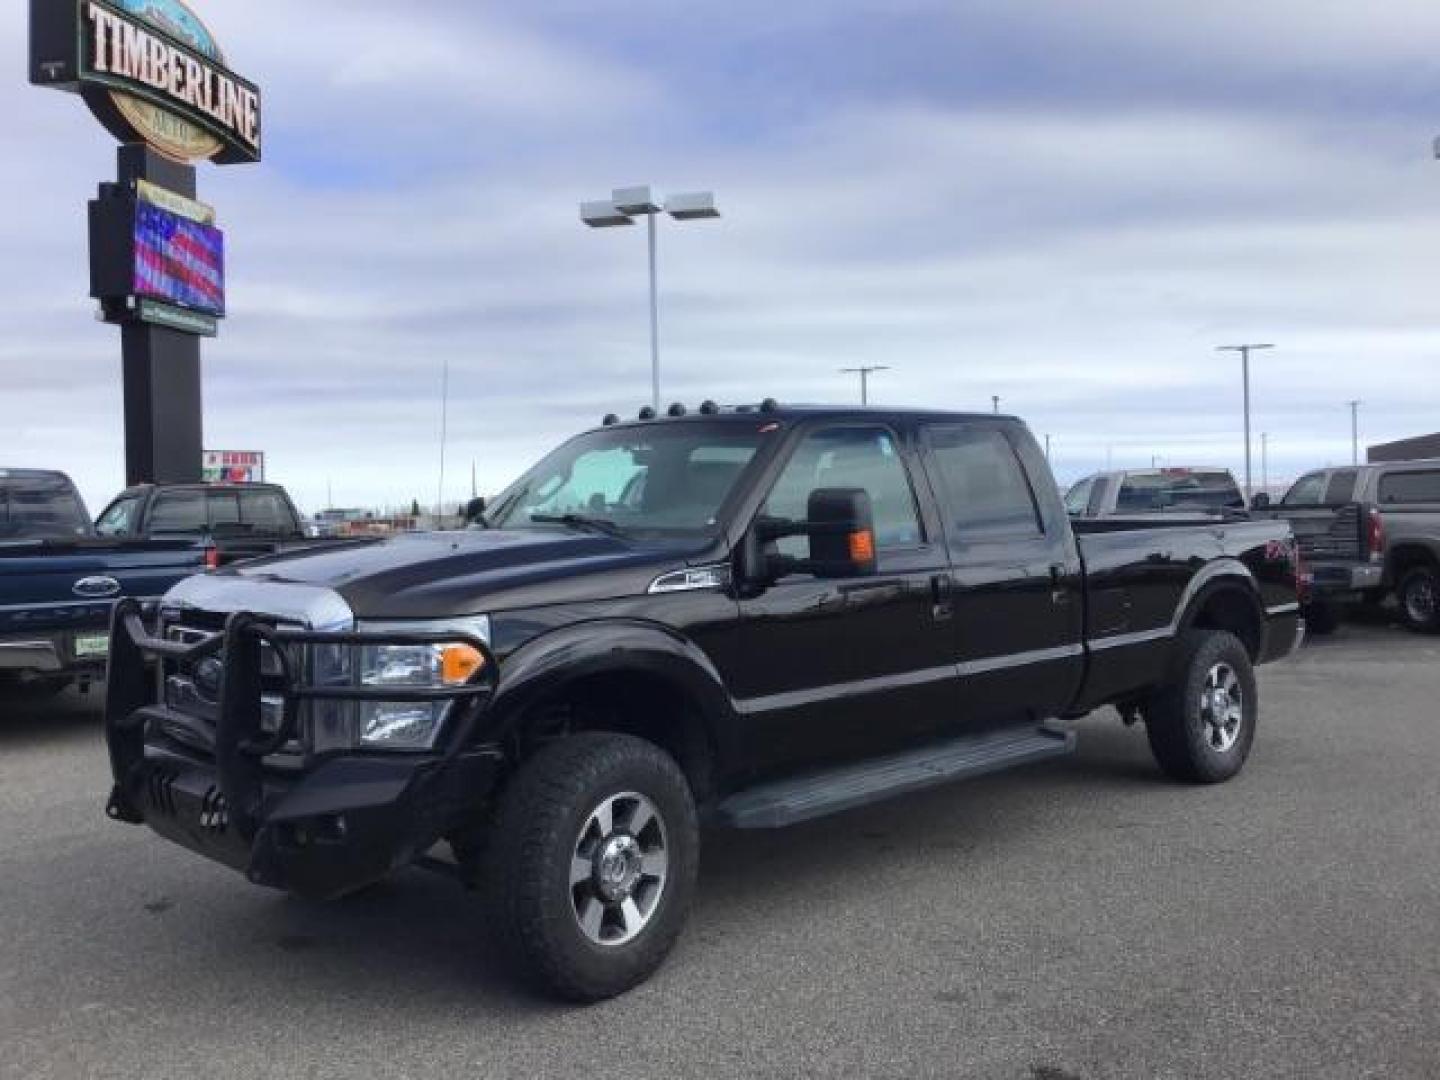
[[1259, 460, 1440, 633]]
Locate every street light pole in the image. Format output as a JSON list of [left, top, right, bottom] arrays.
[[839, 365, 890, 405], [1217, 343, 1274, 500], [1261, 432, 1269, 493], [1348, 400, 1362, 465], [581, 187, 720, 412], [647, 212, 659, 412]]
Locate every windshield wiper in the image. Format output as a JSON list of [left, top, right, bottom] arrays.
[[528, 513, 628, 538]]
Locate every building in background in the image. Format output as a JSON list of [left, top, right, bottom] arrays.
[[1369, 434, 1440, 463]]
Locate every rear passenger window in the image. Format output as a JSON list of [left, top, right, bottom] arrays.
[[1322, 470, 1358, 505], [240, 489, 291, 532], [1377, 470, 1440, 504], [926, 426, 1044, 541], [147, 491, 207, 533], [208, 491, 241, 529]]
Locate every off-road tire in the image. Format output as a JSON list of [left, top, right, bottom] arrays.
[[481, 732, 699, 1002], [1396, 565, 1440, 635], [1144, 630, 1258, 784]]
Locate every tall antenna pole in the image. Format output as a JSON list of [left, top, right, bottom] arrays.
[[437, 356, 449, 519]]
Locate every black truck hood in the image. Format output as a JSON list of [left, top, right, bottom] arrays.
[[225, 529, 691, 619]]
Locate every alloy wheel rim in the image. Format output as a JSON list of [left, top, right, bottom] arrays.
[[1405, 577, 1437, 625], [570, 791, 668, 947], [1199, 662, 1244, 753]]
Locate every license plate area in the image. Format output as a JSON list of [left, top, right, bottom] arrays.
[[73, 632, 109, 659]]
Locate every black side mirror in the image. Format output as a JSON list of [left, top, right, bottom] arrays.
[[740, 487, 878, 587], [805, 487, 877, 578], [464, 496, 487, 524], [1251, 492, 1271, 510]]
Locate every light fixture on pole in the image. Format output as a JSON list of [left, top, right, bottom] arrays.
[[1348, 400, 1362, 465], [1216, 343, 1274, 500], [839, 365, 889, 405], [581, 186, 720, 411]]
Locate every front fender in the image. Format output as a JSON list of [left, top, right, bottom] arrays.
[[486, 618, 739, 761]]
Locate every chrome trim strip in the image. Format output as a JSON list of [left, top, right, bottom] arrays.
[[737, 644, 1088, 715], [1088, 627, 1173, 652], [0, 596, 160, 613], [1266, 602, 1301, 616], [958, 643, 1084, 676], [163, 576, 355, 631], [736, 664, 957, 715]]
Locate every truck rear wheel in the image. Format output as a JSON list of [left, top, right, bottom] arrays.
[[1302, 602, 1340, 636], [1144, 630, 1257, 784], [481, 732, 699, 1001], [1397, 566, 1440, 634]]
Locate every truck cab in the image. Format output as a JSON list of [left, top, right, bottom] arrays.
[[96, 482, 310, 566]]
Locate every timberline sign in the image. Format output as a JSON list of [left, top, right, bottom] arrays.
[[30, 0, 261, 165]]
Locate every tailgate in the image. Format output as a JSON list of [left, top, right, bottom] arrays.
[[0, 543, 203, 634], [1282, 505, 1364, 562]]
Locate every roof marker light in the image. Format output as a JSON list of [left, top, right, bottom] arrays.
[[602, 413, 619, 426], [699, 400, 719, 415], [667, 402, 687, 417], [638, 406, 657, 420]]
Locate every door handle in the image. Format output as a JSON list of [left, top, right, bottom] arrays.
[[1049, 564, 1071, 606], [930, 574, 954, 621]]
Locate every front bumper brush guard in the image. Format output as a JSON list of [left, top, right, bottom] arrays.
[[104, 598, 499, 842]]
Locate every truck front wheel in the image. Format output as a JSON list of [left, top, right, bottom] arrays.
[[1144, 630, 1258, 784], [481, 732, 699, 1001]]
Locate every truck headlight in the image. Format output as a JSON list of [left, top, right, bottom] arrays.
[[357, 641, 487, 749], [306, 618, 491, 753]]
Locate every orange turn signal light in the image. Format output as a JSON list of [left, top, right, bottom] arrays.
[[848, 529, 876, 563], [440, 643, 486, 686]]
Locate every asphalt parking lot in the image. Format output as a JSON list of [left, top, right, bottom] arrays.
[[2, 622, 1438, 1080]]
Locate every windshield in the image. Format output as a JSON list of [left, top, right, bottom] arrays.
[[0, 474, 93, 541], [1115, 470, 1244, 513], [488, 423, 768, 537]]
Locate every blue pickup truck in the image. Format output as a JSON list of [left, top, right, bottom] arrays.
[[0, 469, 205, 697]]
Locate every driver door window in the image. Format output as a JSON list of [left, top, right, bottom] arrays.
[[96, 495, 142, 537], [762, 426, 923, 562]]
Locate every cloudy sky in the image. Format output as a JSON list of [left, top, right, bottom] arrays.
[[4, 0, 1440, 514]]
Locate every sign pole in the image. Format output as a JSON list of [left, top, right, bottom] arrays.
[[115, 144, 203, 484]]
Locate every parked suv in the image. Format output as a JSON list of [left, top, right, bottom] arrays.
[[1262, 460, 1440, 633], [103, 404, 1301, 1000]]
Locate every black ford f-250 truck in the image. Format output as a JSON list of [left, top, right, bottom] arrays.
[[103, 404, 1303, 1000]]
